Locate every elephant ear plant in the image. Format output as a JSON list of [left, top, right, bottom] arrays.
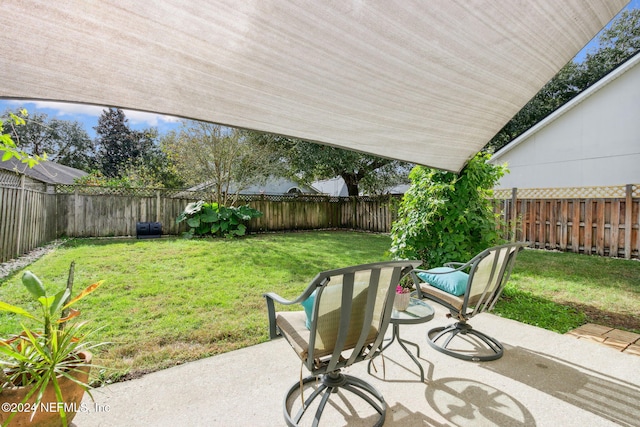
[[177, 200, 263, 238], [0, 262, 104, 426]]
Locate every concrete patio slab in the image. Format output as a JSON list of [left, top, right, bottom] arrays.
[[74, 304, 640, 426]]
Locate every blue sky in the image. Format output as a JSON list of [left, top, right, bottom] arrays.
[[1, 1, 637, 140]]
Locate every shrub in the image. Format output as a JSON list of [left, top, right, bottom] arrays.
[[390, 152, 507, 268], [176, 200, 263, 238]]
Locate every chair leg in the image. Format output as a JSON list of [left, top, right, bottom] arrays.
[[284, 371, 386, 427], [427, 322, 504, 362]]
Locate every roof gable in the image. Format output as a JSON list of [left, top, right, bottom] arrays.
[[492, 52, 640, 161], [0, 159, 88, 184]]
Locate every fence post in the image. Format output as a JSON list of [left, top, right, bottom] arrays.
[[156, 190, 161, 223], [510, 187, 517, 242], [625, 184, 633, 259], [15, 175, 26, 257]]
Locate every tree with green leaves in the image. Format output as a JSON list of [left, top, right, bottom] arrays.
[[94, 108, 178, 187], [161, 122, 276, 205], [2, 108, 96, 171], [390, 152, 507, 268], [247, 133, 411, 196], [487, 8, 640, 152], [95, 108, 144, 177]]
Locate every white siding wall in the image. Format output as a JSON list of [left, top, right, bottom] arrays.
[[492, 57, 640, 189]]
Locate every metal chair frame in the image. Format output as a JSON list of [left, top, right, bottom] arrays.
[[411, 242, 528, 362], [265, 260, 420, 427]]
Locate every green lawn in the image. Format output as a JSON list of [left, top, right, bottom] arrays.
[[1, 232, 638, 384], [495, 249, 640, 334], [0, 231, 393, 383]]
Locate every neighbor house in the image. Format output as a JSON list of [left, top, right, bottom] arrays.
[[187, 176, 318, 196], [490, 52, 640, 189], [0, 158, 87, 188]]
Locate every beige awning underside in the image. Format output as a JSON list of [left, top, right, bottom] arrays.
[[0, 1, 627, 171]]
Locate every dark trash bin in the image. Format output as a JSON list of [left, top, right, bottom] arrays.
[[136, 222, 162, 239]]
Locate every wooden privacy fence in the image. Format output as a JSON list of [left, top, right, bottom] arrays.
[[0, 172, 57, 263], [2, 184, 398, 263], [53, 186, 397, 239], [494, 184, 639, 259], [3, 180, 639, 263]]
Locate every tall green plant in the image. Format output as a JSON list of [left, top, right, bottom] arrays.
[[0, 264, 104, 426], [176, 200, 263, 238], [390, 152, 507, 268]]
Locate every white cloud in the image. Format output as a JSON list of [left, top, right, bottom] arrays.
[[3, 99, 181, 129], [123, 109, 181, 127]]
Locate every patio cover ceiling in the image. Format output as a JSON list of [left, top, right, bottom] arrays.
[[0, 1, 627, 172]]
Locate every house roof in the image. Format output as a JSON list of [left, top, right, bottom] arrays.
[[311, 178, 349, 197], [188, 177, 317, 195], [491, 51, 640, 161], [0, 1, 625, 172], [0, 158, 87, 185]]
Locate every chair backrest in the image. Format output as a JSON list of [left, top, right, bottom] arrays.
[[305, 261, 420, 374], [463, 242, 528, 317]]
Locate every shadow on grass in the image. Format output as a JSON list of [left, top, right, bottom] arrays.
[[494, 287, 586, 334], [563, 301, 640, 333]]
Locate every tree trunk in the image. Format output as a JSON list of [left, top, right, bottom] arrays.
[[342, 173, 360, 196]]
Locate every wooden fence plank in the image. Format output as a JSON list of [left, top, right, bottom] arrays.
[[559, 200, 568, 250], [539, 200, 547, 249], [549, 200, 557, 250], [571, 199, 580, 253], [584, 199, 593, 255], [625, 184, 633, 259], [596, 199, 606, 256], [610, 200, 620, 258]]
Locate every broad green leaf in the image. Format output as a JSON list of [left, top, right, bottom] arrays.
[[187, 217, 201, 228], [38, 295, 56, 310], [22, 271, 47, 298], [50, 288, 71, 316], [201, 211, 218, 223], [2, 149, 15, 161]]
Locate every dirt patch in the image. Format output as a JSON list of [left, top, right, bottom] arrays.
[[565, 302, 640, 333]]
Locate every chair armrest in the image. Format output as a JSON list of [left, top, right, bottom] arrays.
[[263, 290, 316, 340], [444, 262, 465, 268], [264, 292, 296, 339]]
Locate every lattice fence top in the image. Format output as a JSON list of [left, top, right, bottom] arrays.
[[493, 184, 638, 199], [0, 170, 47, 191], [0, 170, 21, 187], [53, 185, 398, 203]]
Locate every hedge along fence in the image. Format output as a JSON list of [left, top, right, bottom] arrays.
[[493, 184, 640, 259]]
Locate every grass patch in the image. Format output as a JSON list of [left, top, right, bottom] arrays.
[[0, 231, 392, 383], [494, 249, 640, 333]]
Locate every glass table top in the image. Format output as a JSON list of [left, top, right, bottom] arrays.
[[391, 298, 435, 324]]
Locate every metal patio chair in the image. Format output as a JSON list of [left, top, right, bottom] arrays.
[[411, 242, 528, 361], [265, 260, 420, 427]]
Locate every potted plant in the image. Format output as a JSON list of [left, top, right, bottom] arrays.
[[0, 262, 103, 427], [393, 283, 411, 311]]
